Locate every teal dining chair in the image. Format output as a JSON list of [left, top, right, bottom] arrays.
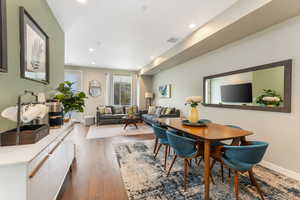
[[166, 130, 207, 191], [152, 124, 170, 169], [216, 141, 269, 200]]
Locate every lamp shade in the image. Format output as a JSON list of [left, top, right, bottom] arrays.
[[145, 92, 154, 99]]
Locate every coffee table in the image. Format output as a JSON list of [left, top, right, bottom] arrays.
[[123, 116, 139, 130]]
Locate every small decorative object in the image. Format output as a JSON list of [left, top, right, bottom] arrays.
[[89, 80, 101, 97], [159, 84, 171, 98], [145, 92, 154, 109], [256, 89, 283, 107], [20, 7, 49, 84], [185, 96, 203, 123], [182, 119, 207, 127], [0, 0, 7, 72], [54, 81, 88, 122]]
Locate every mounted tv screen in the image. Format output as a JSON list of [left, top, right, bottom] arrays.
[[221, 83, 253, 103]]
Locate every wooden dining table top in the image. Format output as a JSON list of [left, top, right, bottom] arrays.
[[157, 118, 253, 141]]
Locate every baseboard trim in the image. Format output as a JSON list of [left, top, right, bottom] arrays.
[[260, 160, 300, 182]]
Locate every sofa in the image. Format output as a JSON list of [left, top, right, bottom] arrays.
[[96, 105, 144, 125], [142, 107, 180, 125]]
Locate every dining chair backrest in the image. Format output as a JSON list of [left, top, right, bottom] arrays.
[[152, 125, 168, 140], [224, 141, 268, 165], [166, 130, 197, 157]]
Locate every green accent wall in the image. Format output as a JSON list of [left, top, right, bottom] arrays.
[[0, 0, 64, 132]]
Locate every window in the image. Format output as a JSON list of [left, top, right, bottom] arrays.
[[113, 75, 132, 105]]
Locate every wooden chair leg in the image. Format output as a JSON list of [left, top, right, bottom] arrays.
[[164, 145, 168, 169], [234, 171, 239, 200], [154, 144, 162, 159], [153, 138, 158, 154], [248, 170, 265, 200], [167, 155, 177, 176], [184, 159, 189, 191]]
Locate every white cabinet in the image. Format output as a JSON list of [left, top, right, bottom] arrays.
[[0, 124, 75, 200]]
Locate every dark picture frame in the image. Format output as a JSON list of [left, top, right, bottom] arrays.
[[203, 59, 292, 113], [20, 7, 49, 84], [0, 0, 7, 72]]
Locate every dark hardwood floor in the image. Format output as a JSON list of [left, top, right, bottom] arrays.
[[57, 124, 154, 200]]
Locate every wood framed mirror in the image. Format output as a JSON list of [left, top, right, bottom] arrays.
[[203, 59, 292, 113], [0, 0, 7, 72]]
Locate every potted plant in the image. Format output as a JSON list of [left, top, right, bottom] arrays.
[[185, 96, 203, 123], [256, 89, 283, 107], [54, 81, 87, 122]]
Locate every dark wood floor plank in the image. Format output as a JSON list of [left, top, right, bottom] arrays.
[[57, 124, 154, 200]]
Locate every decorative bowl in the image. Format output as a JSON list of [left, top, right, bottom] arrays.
[[182, 119, 208, 127]]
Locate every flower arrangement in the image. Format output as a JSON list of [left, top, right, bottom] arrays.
[[185, 96, 203, 107], [185, 96, 203, 123], [256, 89, 283, 107]]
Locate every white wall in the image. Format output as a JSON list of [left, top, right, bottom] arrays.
[[153, 15, 300, 174]]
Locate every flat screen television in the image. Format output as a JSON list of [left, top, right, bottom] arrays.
[[221, 83, 253, 103]]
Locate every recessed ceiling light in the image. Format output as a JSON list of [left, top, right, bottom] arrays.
[[77, 0, 87, 4], [92, 62, 96, 65], [89, 48, 95, 52], [189, 24, 196, 29]]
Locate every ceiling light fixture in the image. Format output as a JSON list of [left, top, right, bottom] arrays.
[[89, 48, 95, 52], [189, 24, 196, 29], [92, 62, 96, 65], [77, 0, 87, 4]]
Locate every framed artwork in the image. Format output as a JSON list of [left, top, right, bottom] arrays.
[[158, 84, 171, 98], [0, 0, 7, 72], [20, 7, 49, 84]]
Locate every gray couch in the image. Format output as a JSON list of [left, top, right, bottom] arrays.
[[142, 107, 180, 125], [96, 106, 143, 125]]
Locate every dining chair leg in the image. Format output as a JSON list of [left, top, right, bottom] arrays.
[[184, 159, 189, 191], [164, 145, 168, 169], [229, 168, 231, 177], [154, 144, 162, 160], [153, 138, 158, 154], [221, 164, 224, 183], [167, 155, 177, 176], [234, 171, 239, 200], [248, 170, 265, 200], [168, 145, 171, 157]]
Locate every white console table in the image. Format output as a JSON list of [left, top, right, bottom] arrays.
[[0, 122, 76, 200]]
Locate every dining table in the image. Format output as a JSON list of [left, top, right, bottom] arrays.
[[157, 118, 253, 200]]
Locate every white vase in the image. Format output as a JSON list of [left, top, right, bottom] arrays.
[[189, 106, 199, 123]]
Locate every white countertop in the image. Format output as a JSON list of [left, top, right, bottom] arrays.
[[0, 123, 73, 166]]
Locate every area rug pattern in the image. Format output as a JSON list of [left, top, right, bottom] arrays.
[[115, 141, 300, 200], [86, 124, 153, 139]]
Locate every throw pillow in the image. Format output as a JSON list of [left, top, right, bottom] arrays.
[[155, 107, 163, 116], [160, 107, 167, 115], [114, 106, 124, 114], [148, 106, 156, 115], [105, 107, 112, 114], [164, 107, 173, 115], [98, 106, 105, 114]]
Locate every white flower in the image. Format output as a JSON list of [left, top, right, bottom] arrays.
[[185, 96, 203, 103], [262, 96, 280, 102]]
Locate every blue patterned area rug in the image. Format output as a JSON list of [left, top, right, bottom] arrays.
[[114, 141, 300, 200]]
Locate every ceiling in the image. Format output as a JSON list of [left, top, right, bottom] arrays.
[[46, 0, 238, 70]]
